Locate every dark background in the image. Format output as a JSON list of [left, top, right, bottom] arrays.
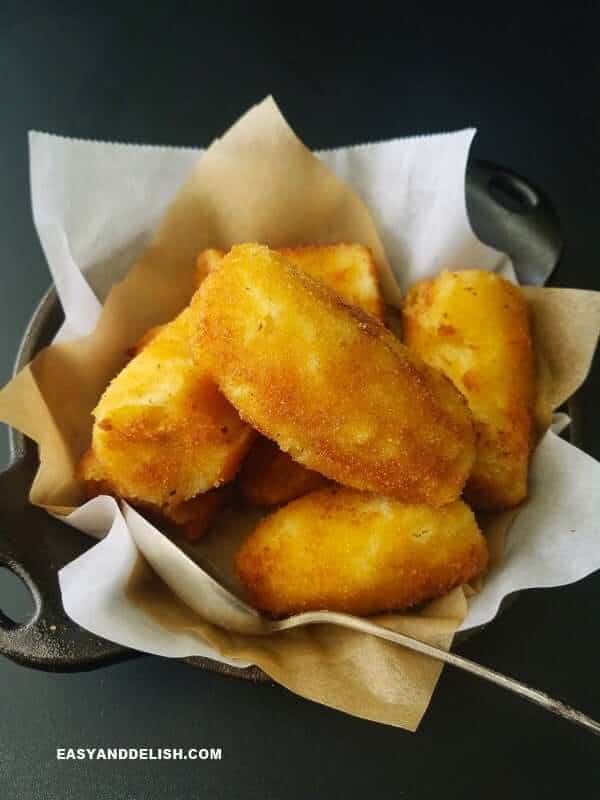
[[1, 4, 599, 798]]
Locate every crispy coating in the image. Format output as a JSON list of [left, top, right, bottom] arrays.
[[236, 487, 488, 617], [278, 244, 384, 319], [239, 436, 328, 505], [83, 303, 254, 513], [403, 270, 535, 510], [195, 243, 475, 505], [235, 243, 384, 505], [194, 244, 384, 319], [80, 448, 228, 540], [79, 447, 119, 498], [167, 487, 231, 540]]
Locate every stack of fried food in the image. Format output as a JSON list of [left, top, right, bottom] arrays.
[[80, 242, 535, 618]]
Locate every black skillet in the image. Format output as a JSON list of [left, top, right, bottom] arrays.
[[0, 159, 566, 678]]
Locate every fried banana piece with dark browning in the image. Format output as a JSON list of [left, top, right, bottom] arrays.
[[83, 304, 254, 513], [239, 436, 328, 505], [236, 487, 488, 617], [194, 243, 475, 505], [403, 270, 535, 510]]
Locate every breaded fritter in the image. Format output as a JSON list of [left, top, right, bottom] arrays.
[[239, 436, 328, 505], [402, 270, 535, 510], [166, 486, 231, 540], [195, 243, 475, 505], [80, 448, 228, 540], [236, 487, 488, 617], [79, 446, 119, 498], [82, 303, 254, 513], [278, 244, 384, 319], [194, 244, 384, 318], [236, 243, 384, 505]]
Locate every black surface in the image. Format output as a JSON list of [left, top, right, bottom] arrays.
[[0, 158, 565, 676], [1, 4, 599, 799]]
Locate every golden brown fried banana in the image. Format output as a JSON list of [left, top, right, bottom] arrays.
[[278, 244, 384, 319], [236, 487, 488, 616], [84, 303, 254, 513], [167, 487, 230, 540], [80, 448, 227, 540], [403, 270, 535, 510], [194, 244, 384, 318], [239, 436, 328, 505], [195, 243, 475, 505], [79, 447, 118, 498], [239, 243, 384, 505]]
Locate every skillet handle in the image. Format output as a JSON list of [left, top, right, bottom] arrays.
[[467, 159, 562, 286], [0, 452, 136, 671]]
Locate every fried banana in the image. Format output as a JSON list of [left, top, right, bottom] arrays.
[[166, 486, 231, 540], [82, 303, 254, 514], [194, 244, 383, 318], [278, 244, 384, 319], [403, 270, 535, 510], [236, 243, 384, 505], [239, 436, 328, 505], [236, 487, 488, 616], [80, 448, 228, 540], [195, 243, 475, 505]]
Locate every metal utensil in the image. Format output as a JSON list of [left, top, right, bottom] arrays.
[[0, 158, 566, 677], [164, 529, 600, 735], [129, 511, 600, 737], [264, 610, 600, 736]]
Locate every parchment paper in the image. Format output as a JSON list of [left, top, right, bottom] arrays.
[[1, 97, 599, 730]]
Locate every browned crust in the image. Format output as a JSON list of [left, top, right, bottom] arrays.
[[239, 436, 328, 505], [84, 303, 254, 511], [195, 244, 475, 506], [236, 487, 489, 617], [238, 242, 384, 505], [403, 270, 535, 510], [278, 243, 385, 320], [79, 447, 229, 540]]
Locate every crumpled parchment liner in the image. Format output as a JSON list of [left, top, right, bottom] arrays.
[[1, 97, 599, 730]]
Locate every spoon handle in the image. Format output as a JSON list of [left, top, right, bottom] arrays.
[[286, 611, 600, 735]]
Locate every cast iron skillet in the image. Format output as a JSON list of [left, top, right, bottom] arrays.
[[0, 160, 567, 680]]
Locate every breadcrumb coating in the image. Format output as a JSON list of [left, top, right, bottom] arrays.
[[195, 243, 475, 505], [403, 270, 535, 509], [236, 487, 488, 616]]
